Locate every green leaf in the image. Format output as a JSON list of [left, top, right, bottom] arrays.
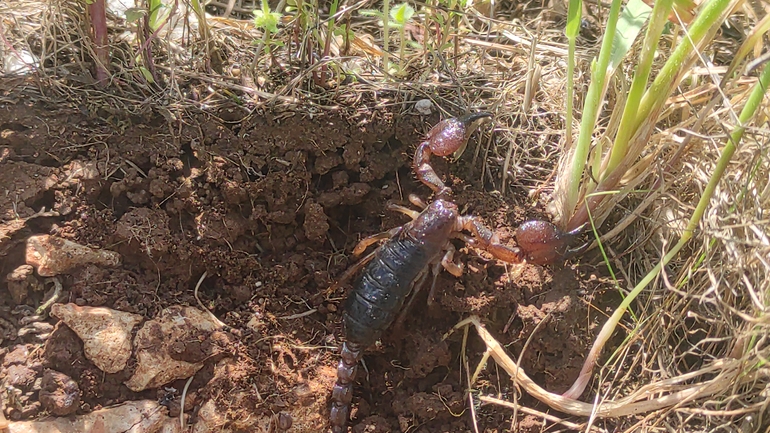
[[139, 66, 154, 83], [124, 7, 146, 23], [148, 0, 169, 31], [608, 0, 651, 74], [565, 0, 582, 40], [390, 3, 415, 25], [253, 0, 282, 33]]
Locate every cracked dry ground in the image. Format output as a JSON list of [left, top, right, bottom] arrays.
[[0, 99, 614, 432]]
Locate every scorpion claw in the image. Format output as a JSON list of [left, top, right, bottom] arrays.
[[514, 220, 586, 265], [413, 112, 492, 197]]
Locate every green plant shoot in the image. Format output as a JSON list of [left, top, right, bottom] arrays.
[[148, 0, 169, 31], [565, 61, 770, 399], [253, 0, 283, 62], [254, 0, 282, 35], [564, 0, 582, 151], [390, 3, 415, 72]]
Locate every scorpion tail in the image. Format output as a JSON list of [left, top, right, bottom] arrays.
[[330, 341, 361, 433]]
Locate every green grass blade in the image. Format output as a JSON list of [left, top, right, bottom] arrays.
[[608, 0, 651, 75], [603, 0, 672, 178], [148, 0, 167, 32], [564, 0, 624, 219], [635, 0, 733, 133], [564, 0, 581, 151], [565, 0, 582, 40], [565, 61, 770, 400]]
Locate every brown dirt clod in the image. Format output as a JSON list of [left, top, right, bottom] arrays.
[[39, 370, 81, 416]]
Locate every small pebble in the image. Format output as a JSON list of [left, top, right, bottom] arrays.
[[5, 365, 37, 389], [277, 412, 293, 430], [415, 99, 433, 115]]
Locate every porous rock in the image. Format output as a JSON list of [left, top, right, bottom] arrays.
[[6, 400, 178, 433], [26, 235, 120, 277], [124, 306, 220, 392], [5, 265, 38, 304], [50, 303, 143, 374]]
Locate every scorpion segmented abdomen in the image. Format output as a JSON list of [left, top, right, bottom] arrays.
[[344, 235, 429, 344]]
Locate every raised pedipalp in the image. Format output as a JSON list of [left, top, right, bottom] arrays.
[[413, 113, 492, 197], [457, 215, 526, 264]]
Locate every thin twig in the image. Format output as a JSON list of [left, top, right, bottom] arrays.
[[37, 277, 63, 315], [180, 374, 195, 431], [278, 309, 318, 320], [193, 271, 227, 329]]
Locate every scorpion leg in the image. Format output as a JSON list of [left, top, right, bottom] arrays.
[[408, 194, 428, 209], [386, 194, 430, 220], [330, 227, 402, 295], [330, 227, 403, 294], [426, 244, 463, 306], [413, 113, 492, 197], [352, 226, 402, 256], [326, 249, 378, 297], [386, 203, 421, 220], [441, 243, 463, 277], [458, 215, 526, 264]]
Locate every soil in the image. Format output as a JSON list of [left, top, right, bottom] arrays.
[[0, 91, 614, 432]]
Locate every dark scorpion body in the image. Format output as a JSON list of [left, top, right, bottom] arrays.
[[329, 113, 584, 432]]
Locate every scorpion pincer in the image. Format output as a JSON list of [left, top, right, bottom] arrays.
[[329, 113, 585, 432]]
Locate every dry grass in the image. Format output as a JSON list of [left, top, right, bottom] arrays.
[[2, 0, 769, 432]]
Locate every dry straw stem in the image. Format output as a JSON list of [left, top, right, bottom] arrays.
[[449, 316, 758, 418]]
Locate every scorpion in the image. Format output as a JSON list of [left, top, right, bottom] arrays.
[[329, 113, 584, 432]]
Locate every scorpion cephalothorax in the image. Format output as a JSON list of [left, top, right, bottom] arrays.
[[329, 113, 584, 432]]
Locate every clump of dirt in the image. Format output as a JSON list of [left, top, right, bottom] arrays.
[[0, 99, 604, 432], [39, 369, 80, 416]]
